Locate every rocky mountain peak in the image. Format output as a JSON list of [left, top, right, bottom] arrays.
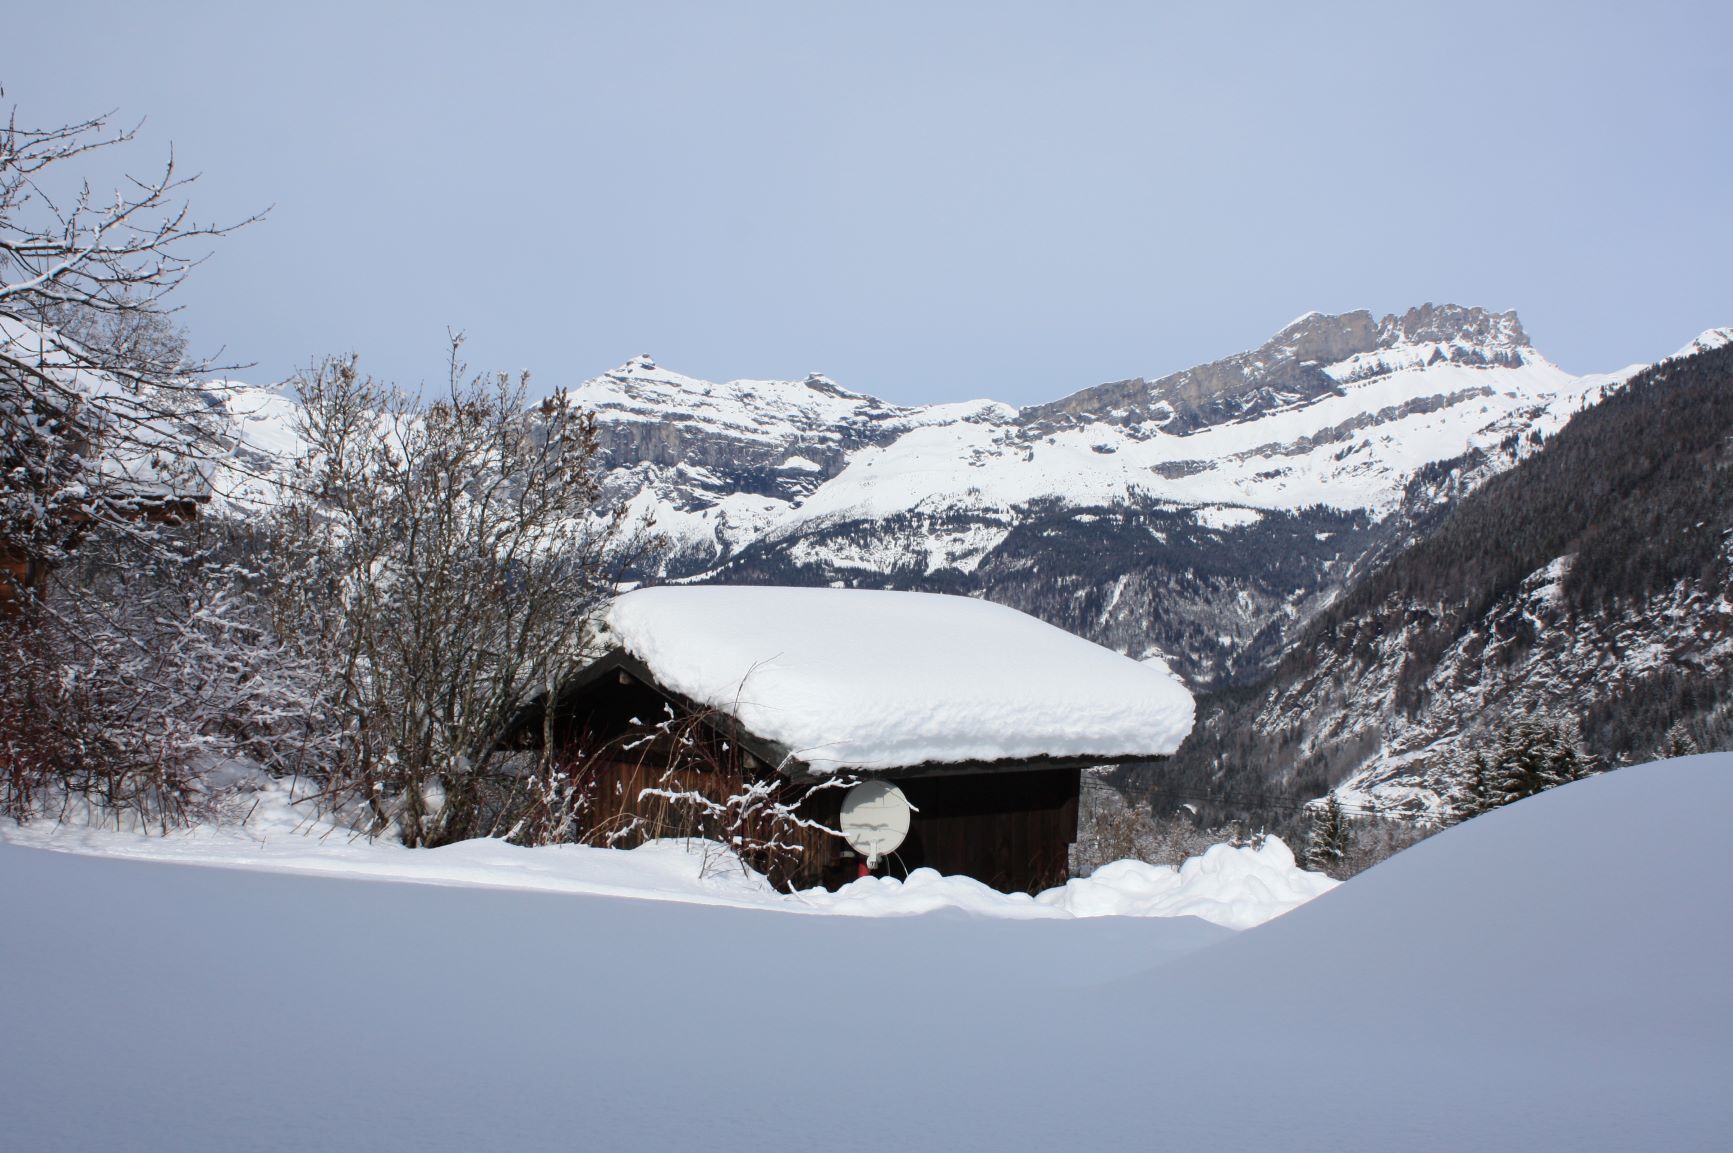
[[800, 371, 858, 401], [1378, 304, 1529, 354], [1266, 309, 1382, 364], [1022, 304, 1538, 435], [1267, 304, 1528, 366]]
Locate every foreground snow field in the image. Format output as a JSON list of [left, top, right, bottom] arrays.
[[0, 787, 1333, 930], [4, 757, 1731, 1152]]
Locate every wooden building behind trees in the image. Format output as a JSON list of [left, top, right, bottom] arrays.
[[3, 100, 249, 622], [509, 585, 1195, 894]]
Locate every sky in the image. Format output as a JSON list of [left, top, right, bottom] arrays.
[[6, 1, 1731, 406]]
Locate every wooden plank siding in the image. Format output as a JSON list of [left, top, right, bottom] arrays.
[[510, 662, 1086, 896], [888, 769, 1080, 894], [0, 547, 43, 618], [1, 498, 203, 620]]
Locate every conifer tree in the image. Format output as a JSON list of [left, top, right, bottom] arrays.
[[1661, 722, 1699, 759], [1447, 748, 1496, 824], [1304, 794, 1351, 874], [1487, 717, 1597, 809]]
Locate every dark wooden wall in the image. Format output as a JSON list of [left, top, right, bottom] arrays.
[[1, 548, 46, 619], [0, 499, 201, 620], [521, 672, 1083, 896], [890, 768, 1080, 895]]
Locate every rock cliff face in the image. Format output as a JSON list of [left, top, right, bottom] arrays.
[[1019, 305, 1528, 436], [1021, 309, 1378, 434], [571, 305, 1632, 687], [571, 355, 939, 569], [585, 355, 912, 479]]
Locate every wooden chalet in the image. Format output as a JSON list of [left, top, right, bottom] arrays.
[[1, 314, 209, 618], [0, 493, 204, 620], [510, 586, 1194, 895]]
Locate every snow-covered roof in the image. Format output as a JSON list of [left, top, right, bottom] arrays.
[[600, 586, 1195, 772]]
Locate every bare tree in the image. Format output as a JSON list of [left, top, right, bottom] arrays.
[[0, 515, 326, 828], [0, 94, 282, 827], [1, 94, 261, 601], [278, 339, 657, 846]]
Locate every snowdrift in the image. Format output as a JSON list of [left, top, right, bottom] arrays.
[[3, 756, 1729, 1152], [3, 785, 1330, 929]]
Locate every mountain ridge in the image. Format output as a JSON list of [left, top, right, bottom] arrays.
[[546, 303, 1665, 687], [209, 305, 1716, 691], [1021, 303, 1533, 435]]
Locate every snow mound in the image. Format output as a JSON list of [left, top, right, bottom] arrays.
[[4, 759, 1728, 1151], [800, 836, 1332, 928], [1037, 837, 1336, 929], [1146, 756, 1733, 1075], [3, 783, 1324, 929], [798, 867, 1059, 917], [603, 585, 1195, 770]]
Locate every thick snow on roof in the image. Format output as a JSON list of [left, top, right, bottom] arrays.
[[602, 585, 1194, 771]]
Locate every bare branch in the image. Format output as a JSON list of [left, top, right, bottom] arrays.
[[2, 98, 263, 587]]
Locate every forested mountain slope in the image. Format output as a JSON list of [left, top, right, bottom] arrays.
[[1136, 339, 1733, 826]]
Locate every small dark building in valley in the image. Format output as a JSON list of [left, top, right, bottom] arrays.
[[511, 586, 1193, 894]]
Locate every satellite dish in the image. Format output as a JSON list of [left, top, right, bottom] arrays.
[[838, 780, 912, 868]]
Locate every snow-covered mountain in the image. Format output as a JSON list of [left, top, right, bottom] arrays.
[[597, 306, 1619, 560], [569, 305, 1641, 685], [1143, 334, 1733, 823], [81, 304, 1733, 825], [574, 354, 992, 567], [210, 304, 1699, 689]]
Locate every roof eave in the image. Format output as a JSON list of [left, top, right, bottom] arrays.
[[783, 751, 1170, 783]]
